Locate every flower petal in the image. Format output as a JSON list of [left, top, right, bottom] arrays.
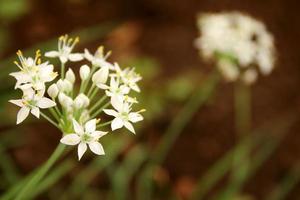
[[91, 131, 107, 139], [45, 51, 60, 58], [17, 107, 30, 124], [85, 119, 96, 133], [60, 134, 80, 145], [129, 113, 143, 123], [72, 119, 84, 135], [111, 117, 123, 131], [124, 121, 135, 134], [103, 109, 118, 117], [68, 53, 84, 62], [9, 99, 24, 107], [78, 142, 87, 160], [31, 107, 40, 118], [111, 96, 123, 111], [88, 141, 105, 155], [37, 97, 56, 108]]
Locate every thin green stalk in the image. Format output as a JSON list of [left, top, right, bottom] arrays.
[[91, 101, 110, 118], [49, 108, 60, 122], [96, 120, 112, 128], [89, 86, 99, 102], [137, 71, 220, 200], [267, 165, 300, 200], [87, 83, 96, 97], [61, 63, 65, 79], [15, 144, 65, 200], [41, 112, 60, 129], [231, 80, 251, 193], [89, 95, 107, 113]]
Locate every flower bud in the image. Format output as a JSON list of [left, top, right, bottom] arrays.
[[92, 66, 109, 84], [58, 92, 73, 109], [74, 93, 90, 109], [57, 79, 73, 93], [80, 65, 90, 80], [66, 68, 75, 84], [47, 84, 59, 99]]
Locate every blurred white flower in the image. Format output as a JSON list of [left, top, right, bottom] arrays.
[[9, 88, 56, 124], [99, 77, 130, 101], [47, 83, 59, 99], [92, 65, 109, 85], [104, 98, 143, 134], [60, 119, 107, 160], [74, 93, 90, 109], [65, 68, 76, 84], [45, 35, 83, 63], [195, 12, 275, 84]]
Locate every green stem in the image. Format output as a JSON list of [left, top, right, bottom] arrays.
[[87, 83, 96, 97], [15, 144, 65, 200], [61, 63, 65, 79], [89, 95, 107, 113], [81, 65, 97, 93], [41, 112, 60, 129], [91, 101, 110, 118], [96, 120, 112, 129]]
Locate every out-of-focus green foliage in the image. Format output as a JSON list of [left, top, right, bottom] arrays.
[[0, 0, 28, 22]]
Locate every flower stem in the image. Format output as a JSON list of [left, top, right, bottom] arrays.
[[96, 120, 112, 128], [89, 95, 107, 113], [61, 62, 65, 79], [41, 112, 60, 129], [91, 101, 110, 118], [15, 144, 65, 200]]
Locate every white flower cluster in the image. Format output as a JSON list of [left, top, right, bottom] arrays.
[[195, 12, 276, 84], [9, 35, 144, 160]]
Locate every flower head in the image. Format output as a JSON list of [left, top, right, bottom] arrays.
[[195, 12, 275, 84], [45, 35, 83, 63], [60, 119, 107, 160], [84, 46, 113, 68]]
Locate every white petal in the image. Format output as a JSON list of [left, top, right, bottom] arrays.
[[85, 119, 96, 133], [96, 83, 109, 90], [45, 51, 60, 58], [84, 49, 94, 61], [88, 142, 105, 155], [129, 113, 143, 123], [72, 119, 84, 135], [60, 56, 68, 64], [9, 99, 24, 107], [91, 131, 107, 139], [60, 134, 80, 145], [111, 117, 124, 131], [68, 53, 84, 62], [103, 109, 118, 117], [78, 142, 87, 160], [111, 96, 123, 112], [124, 121, 135, 134], [17, 107, 30, 124], [31, 107, 40, 118], [37, 97, 56, 109]]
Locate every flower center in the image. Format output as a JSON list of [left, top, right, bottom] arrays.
[[81, 133, 92, 143]]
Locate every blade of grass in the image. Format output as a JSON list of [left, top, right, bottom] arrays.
[[111, 145, 148, 200], [190, 113, 296, 200], [137, 71, 220, 200], [266, 165, 300, 200]]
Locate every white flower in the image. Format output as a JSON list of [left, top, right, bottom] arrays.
[[195, 12, 275, 84], [10, 50, 57, 90], [99, 77, 130, 101], [79, 65, 90, 81], [45, 35, 83, 63], [84, 47, 113, 68], [113, 63, 141, 92], [9, 88, 56, 124], [60, 119, 107, 160], [47, 83, 59, 99], [103, 98, 143, 134]]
